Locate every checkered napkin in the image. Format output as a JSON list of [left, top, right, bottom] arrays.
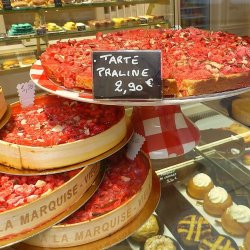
[[132, 106, 200, 159]]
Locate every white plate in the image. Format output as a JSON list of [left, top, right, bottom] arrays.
[[195, 114, 234, 130]]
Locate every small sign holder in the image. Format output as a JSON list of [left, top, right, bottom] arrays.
[[17, 80, 35, 108], [93, 50, 162, 100]]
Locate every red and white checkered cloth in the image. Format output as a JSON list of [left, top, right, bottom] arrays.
[[132, 106, 200, 159]]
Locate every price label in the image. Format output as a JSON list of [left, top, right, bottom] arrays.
[[93, 51, 162, 100], [17, 80, 35, 108], [126, 133, 145, 160]]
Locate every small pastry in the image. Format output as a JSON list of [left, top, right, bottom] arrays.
[[63, 22, 77, 31], [144, 235, 176, 250], [21, 57, 36, 66], [198, 235, 237, 250], [244, 230, 250, 250], [203, 186, 233, 216], [187, 173, 214, 200], [177, 215, 212, 246], [2, 59, 19, 70], [131, 214, 159, 242], [221, 204, 250, 236]]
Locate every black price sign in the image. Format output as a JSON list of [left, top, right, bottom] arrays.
[[2, 0, 12, 10], [93, 51, 162, 100]]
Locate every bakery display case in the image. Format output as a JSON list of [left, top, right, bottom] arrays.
[[0, 1, 250, 250]]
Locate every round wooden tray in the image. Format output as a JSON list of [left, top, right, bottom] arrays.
[[18, 171, 160, 250], [0, 163, 103, 248]]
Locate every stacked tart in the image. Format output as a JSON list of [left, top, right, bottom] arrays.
[[40, 27, 250, 97], [0, 94, 127, 170], [25, 151, 153, 247]]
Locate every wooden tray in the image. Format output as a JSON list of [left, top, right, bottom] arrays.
[[25, 154, 155, 248], [19, 171, 160, 250], [0, 163, 101, 248]]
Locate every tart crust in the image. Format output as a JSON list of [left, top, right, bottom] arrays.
[[0, 87, 7, 120]]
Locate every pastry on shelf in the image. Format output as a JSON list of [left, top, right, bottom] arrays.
[[30, 0, 47, 6], [131, 214, 159, 242], [112, 18, 126, 28], [11, 0, 29, 7], [46, 22, 63, 32], [2, 59, 20, 70], [20, 56, 36, 66], [198, 234, 238, 250], [203, 186, 233, 216], [76, 22, 87, 31], [8, 23, 35, 36], [177, 215, 212, 246], [244, 230, 250, 250], [63, 21, 77, 31], [221, 204, 250, 236], [232, 98, 250, 126], [187, 173, 214, 200], [144, 235, 177, 250]]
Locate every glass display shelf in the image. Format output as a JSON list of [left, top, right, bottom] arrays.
[[0, 0, 158, 14]]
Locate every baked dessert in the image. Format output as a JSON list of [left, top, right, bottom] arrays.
[[0, 87, 7, 120], [221, 204, 250, 236], [40, 27, 250, 96], [11, 0, 29, 7], [8, 23, 35, 36], [198, 235, 238, 250], [31, 0, 47, 6], [0, 95, 127, 169], [131, 214, 159, 242], [2, 59, 20, 70], [203, 186, 233, 216], [46, 23, 63, 32], [187, 173, 214, 200], [144, 235, 177, 250], [232, 98, 250, 126], [243, 152, 250, 166], [177, 215, 212, 246], [21, 57, 36, 66], [244, 230, 250, 250], [63, 22, 77, 31]]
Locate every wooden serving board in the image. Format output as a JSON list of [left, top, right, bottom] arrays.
[[0, 95, 127, 170], [0, 163, 100, 248], [25, 154, 153, 248]]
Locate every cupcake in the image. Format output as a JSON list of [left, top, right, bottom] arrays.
[[187, 173, 214, 200], [221, 204, 250, 236], [203, 186, 233, 216], [177, 215, 212, 246]]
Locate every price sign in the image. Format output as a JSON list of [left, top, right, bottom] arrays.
[[93, 51, 162, 100]]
